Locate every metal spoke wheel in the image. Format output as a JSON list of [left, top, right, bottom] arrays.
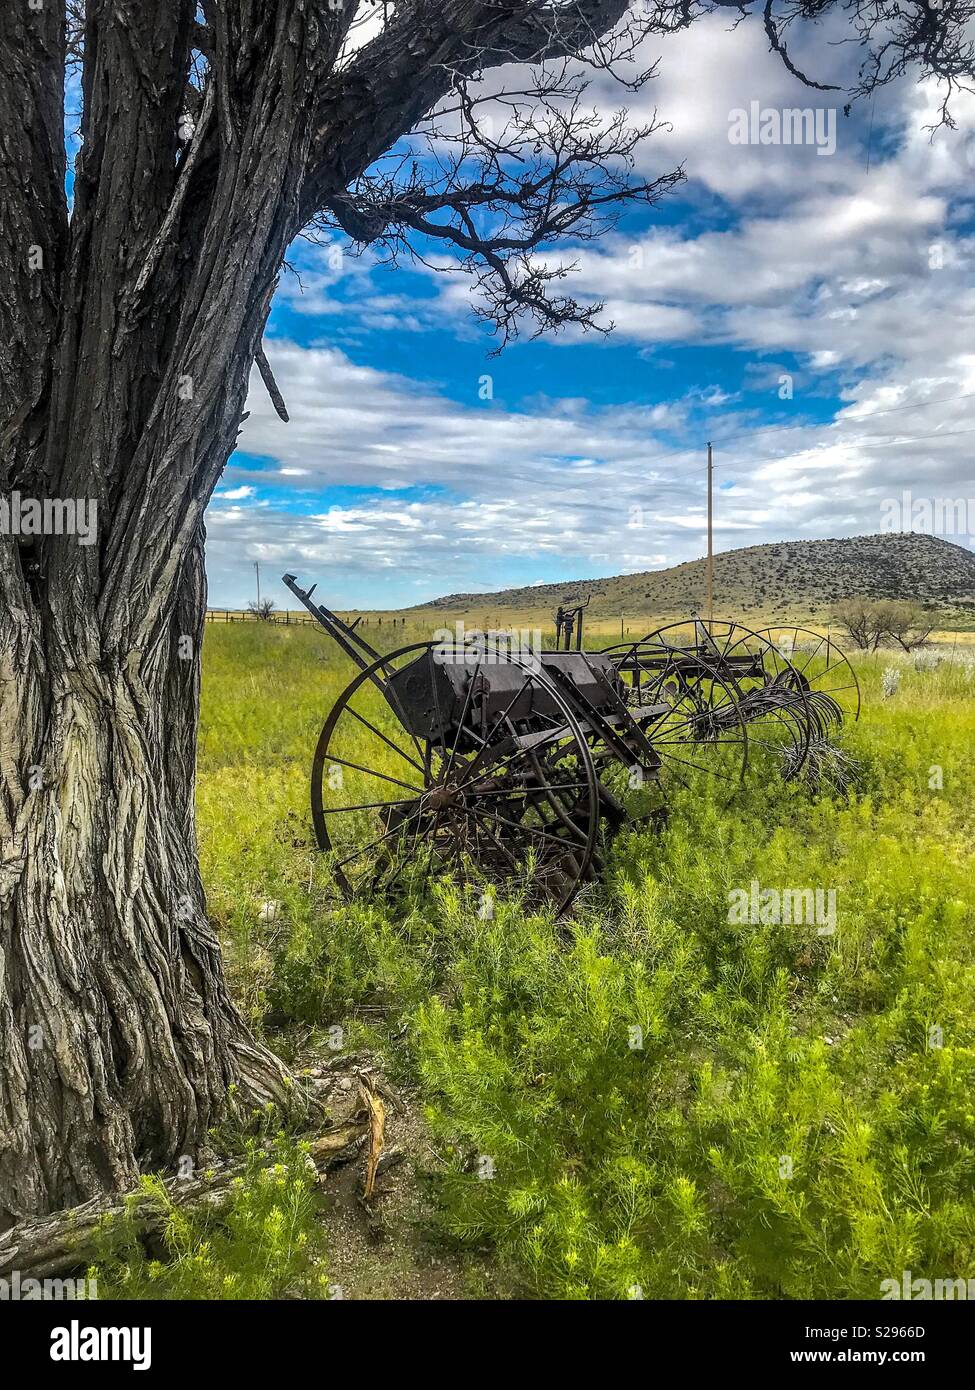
[[310, 642, 601, 916], [604, 618, 817, 778], [594, 639, 750, 807], [754, 625, 861, 728]]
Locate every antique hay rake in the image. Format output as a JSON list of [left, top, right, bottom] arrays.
[[599, 618, 860, 781], [282, 575, 859, 915]]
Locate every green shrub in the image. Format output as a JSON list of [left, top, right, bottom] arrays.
[[88, 1140, 330, 1301]]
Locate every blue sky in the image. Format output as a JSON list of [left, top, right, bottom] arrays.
[[207, 12, 975, 608]]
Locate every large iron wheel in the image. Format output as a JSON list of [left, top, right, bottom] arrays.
[[755, 626, 861, 726], [604, 618, 815, 778], [310, 642, 600, 915], [594, 640, 750, 807]]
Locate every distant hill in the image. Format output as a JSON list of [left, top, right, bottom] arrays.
[[412, 533, 975, 623]]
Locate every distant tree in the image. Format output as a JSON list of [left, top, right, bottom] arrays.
[[833, 599, 935, 651], [866, 601, 899, 651], [878, 601, 935, 653], [832, 600, 875, 651], [248, 599, 277, 622]]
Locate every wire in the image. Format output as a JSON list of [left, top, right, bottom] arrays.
[[709, 389, 975, 450], [630, 389, 975, 478], [713, 423, 975, 472], [832, 389, 975, 419]]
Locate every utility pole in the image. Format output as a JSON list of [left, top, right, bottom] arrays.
[[254, 560, 261, 610], [706, 441, 714, 623]]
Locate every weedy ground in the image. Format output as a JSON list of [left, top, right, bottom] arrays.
[[97, 623, 975, 1299]]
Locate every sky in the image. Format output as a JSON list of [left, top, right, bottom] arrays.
[[207, 10, 975, 609]]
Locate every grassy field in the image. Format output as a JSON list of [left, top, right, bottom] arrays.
[[111, 621, 975, 1299], [328, 609, 975, 649]]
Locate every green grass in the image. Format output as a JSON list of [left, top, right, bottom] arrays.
[[195, 624, 975, 1300]]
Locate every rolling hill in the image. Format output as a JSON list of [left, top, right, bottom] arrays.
[[409, 533, 975, 626]]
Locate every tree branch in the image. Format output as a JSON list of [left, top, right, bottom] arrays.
[[0, 1122, 365, 1281], [319, 95, 683, 345], [476, 0, 634, 64], [300, 1, 667, 224], [761, 0, 840, 92], [256, 344, 291, 422]]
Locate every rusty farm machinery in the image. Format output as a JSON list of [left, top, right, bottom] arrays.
[[282, 575, 860, 915]]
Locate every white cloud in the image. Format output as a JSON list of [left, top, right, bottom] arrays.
[[205, 15, 975, 605], [207, 333, 975, 606]]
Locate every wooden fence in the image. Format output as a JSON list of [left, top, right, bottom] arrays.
[[204, 609, 410, 627]]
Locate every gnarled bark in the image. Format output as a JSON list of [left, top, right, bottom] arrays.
[[0, 0, 333, 1224], [0, 529, 299, 1226]]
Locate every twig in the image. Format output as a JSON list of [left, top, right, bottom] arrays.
[[0, 1120, 367, 1280]]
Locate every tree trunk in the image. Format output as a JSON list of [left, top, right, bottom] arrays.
[[0, 526, 296, 1228], [1, 0, 336, 1227], [0, 0, 638, 1229]]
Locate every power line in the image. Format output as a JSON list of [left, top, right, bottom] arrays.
[[713, 423, 975, 472], [831, 389, 975, 419], [709, 389, 975, 450], [633, 389, 975, 479]]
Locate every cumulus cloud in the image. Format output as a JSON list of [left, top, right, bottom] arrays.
[[206, 14, 975, 605]]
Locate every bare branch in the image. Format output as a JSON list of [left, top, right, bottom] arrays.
[[301, 4, 693, 343], [761, 0, 840, 92], [320, 93, 682, 344], [300, 1, 683, 222], [255, 345, 291, 423]]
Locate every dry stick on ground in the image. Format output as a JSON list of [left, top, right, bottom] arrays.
[[0, 1121, 367, 1281], [359, 1078, 387, 1204]]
